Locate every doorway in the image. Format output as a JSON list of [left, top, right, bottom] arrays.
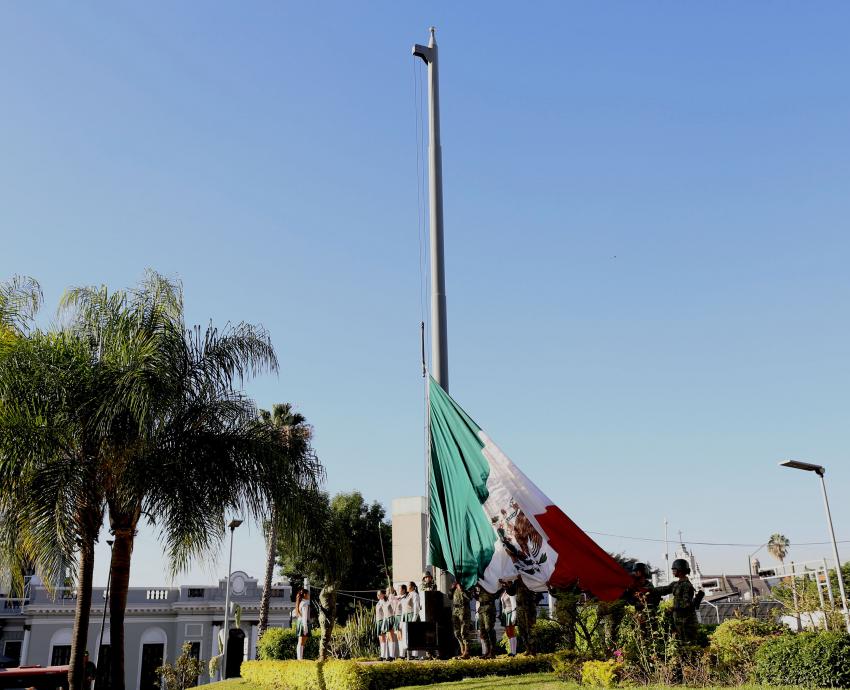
[[224, 629, 245, 679], [139, 644, 164, 690]]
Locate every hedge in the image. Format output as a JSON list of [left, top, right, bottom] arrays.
[[241, 654, 556, 690], [754, 631, 850, 687]]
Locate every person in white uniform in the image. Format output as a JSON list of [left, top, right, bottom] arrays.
[[295, 588, 311, 660], [500, 581, 518, 656], [375, 589, 389, 660]]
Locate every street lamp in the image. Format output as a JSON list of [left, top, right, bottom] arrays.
[[779, 460, 850, 633], [93, 539, 114, 690], [221, 519, 243, 679], [748, 541, 769, 613]]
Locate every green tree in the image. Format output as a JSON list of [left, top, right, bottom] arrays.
[[328, 492, 392, 612], [0, 277, 106, 690], [59, 271, 293, 690], [256, 403, 322, 639]]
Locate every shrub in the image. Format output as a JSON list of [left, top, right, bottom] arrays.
[[257, 626, 320, 660], [157, 642, 206, 690], [329, 604, 378, 659], [241, 654, 556, 690], [530, 618, 566, 653], [551, 649, 583, 682], [754, 631, 850, 687], [581, 659, 621, 687], [707, 617, 783, 684]]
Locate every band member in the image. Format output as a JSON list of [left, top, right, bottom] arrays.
[[398, 584, 411, 657]]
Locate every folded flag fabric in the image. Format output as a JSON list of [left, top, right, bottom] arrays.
[[428, 376, 631, 600]]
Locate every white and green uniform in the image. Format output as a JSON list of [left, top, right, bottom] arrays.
[[500, 591, 516, 626], [401, 593, 415, 622], [375, 598, 387, 637], [386, 593, 398, 631], [391, 593, 402, 630], [296, 598, 311, 636]]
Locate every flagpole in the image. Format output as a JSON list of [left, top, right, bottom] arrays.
[[413, 26, 449, 394], [414, 26, 450, 597]]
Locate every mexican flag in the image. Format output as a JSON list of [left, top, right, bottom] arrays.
[[428, 376, 631, 600]]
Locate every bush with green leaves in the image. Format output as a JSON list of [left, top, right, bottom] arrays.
[[706, 617, 783, 684], [257, 625, 320, 660], [581, 659, 621, 687], [241, 654, 556, 690], [551, 649, 583, 682], [754, 631, 850, 687]]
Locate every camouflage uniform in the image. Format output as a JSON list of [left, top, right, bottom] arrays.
[[655, 579, 697, 643], [451, 585, 471, 658], [421, 574, 437, 592], [477, 588, 498, 658], [514, 579, 538, 655]]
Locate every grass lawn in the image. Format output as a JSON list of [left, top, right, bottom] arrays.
[[396, 672, 572, 689], [204, 674, 796, 690]]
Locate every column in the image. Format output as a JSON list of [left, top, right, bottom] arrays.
[[20, 627, 31, 666], [249, 625, 258, 660]]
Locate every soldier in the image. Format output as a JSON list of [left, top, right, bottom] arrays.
[[451, 581, 471, 659], [477, 585, 499, 658], [655, 559, 698, 644], [422, 569, 437, 592], [514, 578, 538, 655], [627, 563, 660, 613]]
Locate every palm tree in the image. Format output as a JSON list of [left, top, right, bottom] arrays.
[[60, 272, 303, 690], [768, 533, 790, 567], [256, 404, 320, 639], [0, 278, 106, 690]]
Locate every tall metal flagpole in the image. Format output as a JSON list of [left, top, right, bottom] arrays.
[[414, 27, 450, 597], [414, 27, 449, 393]]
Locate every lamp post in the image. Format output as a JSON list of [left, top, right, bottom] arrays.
[[779, 460, 850, 633], [93, 539, 114, 690], [748, 541, 769, 615], [221, 519, 243, 679]]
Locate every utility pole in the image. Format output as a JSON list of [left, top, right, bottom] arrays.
[[413, 27, 449, 393]]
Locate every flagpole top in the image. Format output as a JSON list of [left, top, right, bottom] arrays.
[[429, 26, 437, 45]]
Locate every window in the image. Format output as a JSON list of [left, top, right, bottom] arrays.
[[188, 588, 205, 599], [188, 642, 200, 659], [4, 641, 21, 667], [51, 645, 72, 666]]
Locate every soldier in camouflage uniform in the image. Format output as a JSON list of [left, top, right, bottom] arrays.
[[451, 581, 471, 659], [655, 559, 698, 643], [514, 578, 538, 655], [421, 569, 437, 592], [477, 586, 498, 658]]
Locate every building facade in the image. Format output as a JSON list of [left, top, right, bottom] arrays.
[[0, 571, 293, 690]]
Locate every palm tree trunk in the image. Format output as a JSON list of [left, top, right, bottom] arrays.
[[68, 539, 96, 690], [318, 585, 337, 661], [108, 525, 136, 690], [257, 507, 278, 639]]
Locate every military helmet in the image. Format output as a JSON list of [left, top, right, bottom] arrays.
[[671, 558, 691, 574], [632, 562, 649, 576], [423, 569, 433, 578]]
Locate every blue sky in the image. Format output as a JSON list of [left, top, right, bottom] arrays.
[[3, 2, 849, 586]]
